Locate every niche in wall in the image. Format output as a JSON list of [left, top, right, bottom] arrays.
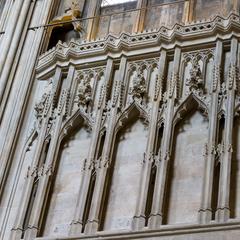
[[163, 104, 208, 225], [42, 125, 92, 237], [102, 116, 148, 231]]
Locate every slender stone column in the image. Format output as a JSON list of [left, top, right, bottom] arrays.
[[133, 0, 148, 33], [216, 37, 238, 222], [0, 0, 53, 201], [0, 0, 37, 121], [86, 0, 102, 41], [199, 41, 223, 223], [0, 0, 23, 73], [10, 66, 62, 240], [0, 0, 14, 33], [23, 66, 74, 240], [10, 120, 50, 240], [0, 0, 32, 106], [84, 56, 127, 234], [70, 58, 114, 235], [148, 47, 181, 229], [132, 49, 167, 230]]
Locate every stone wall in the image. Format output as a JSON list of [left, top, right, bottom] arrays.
[[49, 0, 239, 44], [103, 119, 148, 231], [43, 127, 92, 237], [164, 110, 208, 225], [145, 0, 185, 30], [1, 1, 240, 240]]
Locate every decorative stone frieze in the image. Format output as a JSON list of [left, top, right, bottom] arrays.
[[37, 13, 240, 72]]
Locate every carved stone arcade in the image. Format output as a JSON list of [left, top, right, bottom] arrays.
[[1, 1, 240, 240]]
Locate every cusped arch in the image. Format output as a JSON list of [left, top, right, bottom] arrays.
[[173, 93, 208, 126], [115, 101, 149, 133], [59, 109, 92, 141]]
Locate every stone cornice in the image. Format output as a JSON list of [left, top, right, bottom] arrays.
[[35, 221, 240, 240], [37, 12, 240, 74]]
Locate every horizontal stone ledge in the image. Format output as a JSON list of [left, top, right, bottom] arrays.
[[36, 13, 240, 73], [36, 220, 240, 240]]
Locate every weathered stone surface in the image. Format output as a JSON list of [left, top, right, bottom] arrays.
[[1, 1, 240, 240], [165, 110, 208, 225], [103, 119, 148, 231], [43, 128, 91, 236]]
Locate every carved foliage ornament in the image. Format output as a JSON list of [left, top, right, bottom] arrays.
[[34, 93, 49, 119], [181, 49, 214, 108], [128, 58, 158, 104], [186, 58, 204, 92], [74, 73, 92, 109], [73, 67, 105, 113], [130, 71, 146, 100], [34, 79, 54, 122]]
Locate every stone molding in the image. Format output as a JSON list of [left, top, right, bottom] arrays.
[[37, 13, 240, 72], [35, 221, 240, 240]]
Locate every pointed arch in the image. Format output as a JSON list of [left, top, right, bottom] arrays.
[[59, 109, 93, 141], [173, 93, 209, 126], [102, 104, 149, 231], [115, 101, 149, 133], [163, 99, 209, 225], [41, 113, 93, 237]]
